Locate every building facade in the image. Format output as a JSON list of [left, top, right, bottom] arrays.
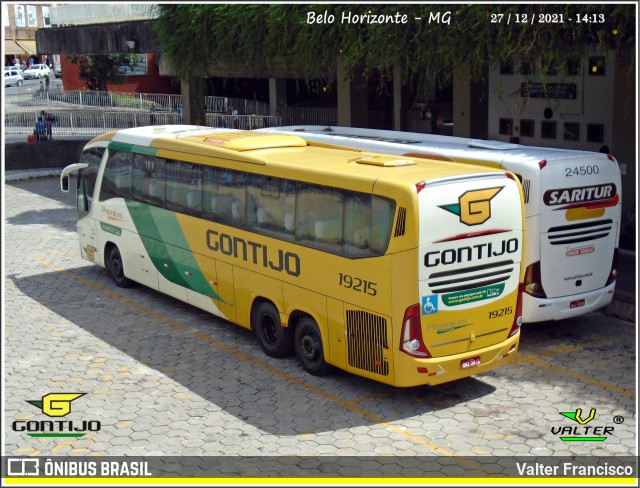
[[3, 3, 54, 67]]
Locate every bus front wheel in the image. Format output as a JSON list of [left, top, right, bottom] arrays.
[[253, 302, 292, 358], [107, 245, 132, 288], [294, 317, 332, 376]]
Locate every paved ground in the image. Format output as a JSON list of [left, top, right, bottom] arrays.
[[2, 176, 637, 477]]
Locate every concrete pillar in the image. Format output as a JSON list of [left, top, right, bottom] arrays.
[[268, 78, 287, 118], [393, 65, 402, 130], [611, 51, 636, 229], [181, 76, 206, 126], [452, 64, 471, 138], [337, 56, 368, 127], [452, 63, 488, 139]]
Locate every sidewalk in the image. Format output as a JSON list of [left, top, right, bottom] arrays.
[[4, 167, 63, 182], [605, 248, 636, 322], [4, 168, 636, 322]]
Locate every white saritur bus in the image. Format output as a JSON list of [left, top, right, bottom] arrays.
[[260, 126, 622, 323]]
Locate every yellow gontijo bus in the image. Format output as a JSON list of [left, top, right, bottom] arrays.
[[61, 125, 525, 387]]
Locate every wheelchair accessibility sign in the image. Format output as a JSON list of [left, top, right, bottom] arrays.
[[422, 295, 438, 315]]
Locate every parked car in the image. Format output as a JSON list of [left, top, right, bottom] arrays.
[[4, 68, 24, 87], [23, 64, 51, 80], [5, 65, 24, 75], [54, 65, 61, 78]]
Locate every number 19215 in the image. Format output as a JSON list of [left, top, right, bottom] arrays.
[[338, 273, 377, 296]]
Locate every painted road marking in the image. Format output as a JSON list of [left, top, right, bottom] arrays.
[[34, 256, 490, 475]]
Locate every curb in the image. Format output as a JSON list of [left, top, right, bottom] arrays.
[[4, 169, 63, 182], [604, 293, 636, 323]]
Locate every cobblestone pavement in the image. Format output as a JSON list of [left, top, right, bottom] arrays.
[[3, 178, 637, 473]]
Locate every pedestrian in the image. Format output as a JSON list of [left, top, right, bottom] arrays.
[[44, 74, 50, 92], [41, 110, 55, 140], [224, 105, 233, 128], [230, 106, 239, 128], [34, 116, 47, 141], [177, 103, 183, 115]]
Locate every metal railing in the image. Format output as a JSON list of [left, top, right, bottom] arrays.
[[280, 106, 338, 126], [4, 110, 282, 139], [4, 90, 272, 114], [204, 96, 271, 116], [3, 89, 342, 140]]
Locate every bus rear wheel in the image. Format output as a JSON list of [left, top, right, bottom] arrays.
[[253, 302, 292, 358], [107, 245, 132, 288], [294, 317, 332, 376]]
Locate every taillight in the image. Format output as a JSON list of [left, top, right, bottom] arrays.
[[606, 248, 619, 286], [524, 261, 547, 298], [509, 283, 524, 337], [538, 160, 547, 170], [400, 304, 431, 358]]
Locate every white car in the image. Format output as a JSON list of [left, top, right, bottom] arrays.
[[23, 64, 51, 80], [4, 68, 24, 87]]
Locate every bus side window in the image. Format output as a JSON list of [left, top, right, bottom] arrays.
[[297, 184, 343, 253], [370, 196, 395, 253], [203, 166, 220, 220], [132, 154, 164, 206], [77, 147, 104, 216], [166, 160, 202, 216], [99, 150, 132, 201], [206, 168, 245, 225], [249, 174, 291, 236], [344, 192, 373, 257]]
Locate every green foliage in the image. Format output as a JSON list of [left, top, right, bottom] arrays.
[[154, 4, 636, 89], [68, 54, 142, 91]]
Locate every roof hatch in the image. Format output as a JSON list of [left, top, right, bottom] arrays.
[[200, 132, 307, 151], [353, 155, 417, 167]]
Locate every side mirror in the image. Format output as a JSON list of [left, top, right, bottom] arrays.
[[61, 175, 69, 192]]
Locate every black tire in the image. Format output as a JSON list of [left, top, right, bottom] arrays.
[[294, 317, 333, 376], [107, 246, 132, 288], [16, 80, 23, 87], [253, 302, 293, 358]]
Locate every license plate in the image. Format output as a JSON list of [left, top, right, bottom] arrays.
[[570, 299, 585, 309], [461, 356, 481, 369]]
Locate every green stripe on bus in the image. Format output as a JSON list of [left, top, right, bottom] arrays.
[[109, 141, 159, 156], [126, 201, 224, 303]]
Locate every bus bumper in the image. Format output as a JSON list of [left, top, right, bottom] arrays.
[[393, 333, 520, 387], [522, 282, 616, 323]]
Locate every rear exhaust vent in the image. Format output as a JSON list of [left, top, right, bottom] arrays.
[[346, 310, 389, 376], [394, 207, 407, 237]]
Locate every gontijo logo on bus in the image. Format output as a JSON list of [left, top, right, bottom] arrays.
[[206, 228, 301, 277], [543, 183, 617, 208], [439, 187, 503, 226]]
